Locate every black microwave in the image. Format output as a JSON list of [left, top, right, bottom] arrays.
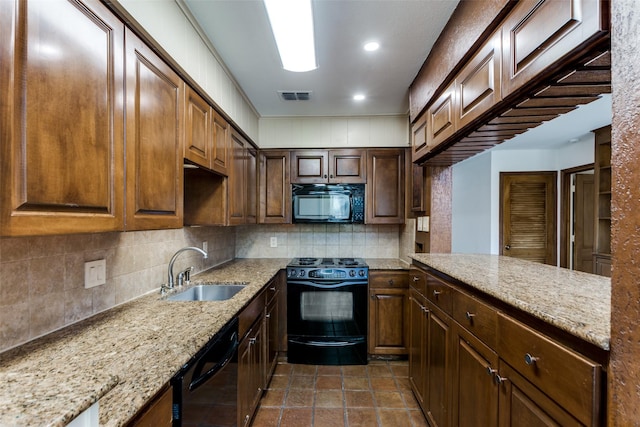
[[292, 184, 365, 223]]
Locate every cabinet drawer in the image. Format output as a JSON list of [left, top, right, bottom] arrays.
[[239, 291, 265, 339], [453, 291, 498, 350], [369, 271, 409, 289], [409, 267, 427, 296], [426, 273, 454, 315], [498, 313, 601, 425]]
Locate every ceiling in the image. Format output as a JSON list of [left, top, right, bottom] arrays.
[[183, 0, 460, 117]]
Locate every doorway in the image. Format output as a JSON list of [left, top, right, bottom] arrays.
[[499, 172, 557, 265], [560, 165, 595, 272]]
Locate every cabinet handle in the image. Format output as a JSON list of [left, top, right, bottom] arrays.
[[486, 367, 497, 376], [324, 174, 327, 178], [265, 313, 271, 318], [465, 311, 476, 321], [388, 279, 394, 286], [330, 174, 334, 178], [269, 287, 276, 291], [494, 373, 508, 385], [413, 276, 420, 282], [524, 353, 539, 365], [249, 337, 256, 345], [504, 244, 511, 250], [433, 290, 442, 297]]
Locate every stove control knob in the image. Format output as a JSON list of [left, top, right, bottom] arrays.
[[299, 270, 305, 277], [349, 270, 356, 277], [358, 270, 366, 277], [289, 269, 296, 277]]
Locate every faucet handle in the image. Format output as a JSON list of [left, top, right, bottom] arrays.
[[177, 266, 194, 287]]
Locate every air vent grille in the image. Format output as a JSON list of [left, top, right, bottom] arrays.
[[278, 91, 312, 101]]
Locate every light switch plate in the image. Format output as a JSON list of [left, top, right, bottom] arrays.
[[84, 259, 106, 289]]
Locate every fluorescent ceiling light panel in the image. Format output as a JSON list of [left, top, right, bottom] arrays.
[[264, 0, 317, 72], [364, 41, 380, 52]]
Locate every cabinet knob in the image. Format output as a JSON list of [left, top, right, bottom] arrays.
[[249, 337, 256, 345], [486, 367, 497, 376], [388, 279, 394, 286], [413, 276, 420, 282], [269, 286, 276, 291], [433, 290, 442, 297], [265, 313, 271, 318], [324, 174, 327, 178], [494, 373, 508, 385], [504, 244, 511, 250], [330, 174, 333, 178], [465, 311, 476, 321], [524, 353, 539, 365]]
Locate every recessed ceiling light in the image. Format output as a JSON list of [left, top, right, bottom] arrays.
[[353, 94, 366, 101], [364, 41, 380, 52], [264, 0, 317, 72]]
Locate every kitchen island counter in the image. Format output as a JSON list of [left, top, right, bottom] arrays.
[[410, 253, 611, 350], [0, 258, 288, 427]]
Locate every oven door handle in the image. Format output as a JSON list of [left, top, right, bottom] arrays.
[[287, 280, 366, 288], [189, 333, 238, 392], [289, 338, 360, 347]]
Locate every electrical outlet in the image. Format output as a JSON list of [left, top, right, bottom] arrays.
[[270, 237, 277, 248], [84, 259, 106, 289], [203, 241, 208, 252]]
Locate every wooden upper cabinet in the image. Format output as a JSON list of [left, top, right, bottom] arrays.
[[184, 86, 212, 169], [501, 0, 608, 97], [0, 0, 125, 236], [246, 147, 257, 224], [427, 83, 457, 151], [412, 114, 429, 163], [212, 111, 230, 176], [366, 149, 405, 224], [125, 28, 183, 230], [291, 149, 366, 183], [456, 30, 502, 130], [229, 130, 257, 225], [259, 151, 291, 224]]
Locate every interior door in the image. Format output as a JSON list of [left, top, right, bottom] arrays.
[[573, 173, 595, 273], [500, 172, 557, 265]]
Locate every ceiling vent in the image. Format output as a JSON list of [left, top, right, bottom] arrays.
[[278, 91, 312, 101]]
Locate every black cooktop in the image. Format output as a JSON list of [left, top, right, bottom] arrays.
[[288, 257, 367, 268]]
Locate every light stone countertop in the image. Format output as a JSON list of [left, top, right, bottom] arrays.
[[0, 258, 288, 427], [0, 255, 610, 426], [410, 253, 611, 350]]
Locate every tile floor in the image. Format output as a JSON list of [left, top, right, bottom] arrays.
[[251, 360, 428, 427]]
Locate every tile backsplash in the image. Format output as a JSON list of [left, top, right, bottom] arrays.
[[0, 227, 235, 353], [235, 224, 401, 259]]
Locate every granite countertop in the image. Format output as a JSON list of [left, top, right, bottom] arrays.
[[365, 258, 410, 270], [0, 258, 289, 427], [410, 253, 611, 350]]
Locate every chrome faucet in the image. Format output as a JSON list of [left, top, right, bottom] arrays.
[[166, 247, 208, 290]]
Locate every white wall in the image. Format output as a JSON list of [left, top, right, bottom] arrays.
[[452, 135, 596, 256], [259, 116, 410, 148], [117, 0, 260, 140]]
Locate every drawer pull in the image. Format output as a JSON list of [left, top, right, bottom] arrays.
[[465, 311, 476, 321], [486, 367, 497, 376], [249, 337, 257, 345], [433, 290, 442, 297], [524, 353, 539, 365], [269, 286, 276, 291], [413, 276, 420, 282], [388, 279, 394, 286]]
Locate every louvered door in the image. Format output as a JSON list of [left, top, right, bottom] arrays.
[[500, 172, 557, 265]]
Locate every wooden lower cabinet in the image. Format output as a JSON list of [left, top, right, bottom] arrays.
[[129, 385, 173, 427], [409, 264, 604, 427], [368, 271, 409, 355], [238, 318, 264, 427]]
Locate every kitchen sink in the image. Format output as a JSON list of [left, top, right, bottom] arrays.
[[166, 284, 246, 302]]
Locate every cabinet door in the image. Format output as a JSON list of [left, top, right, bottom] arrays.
[[328, 149, 366, 183], [497, 362, 581, 427], [452, 325, 499, 427], [501, 0, 608, 97], [456, 30, 502, 130], [369, 288, 409, 355], [412, 114, 429, 162], [427, 83, 456, 151], [229, 130, 247, 225], [212, 111, 230, 176], [409, 290, 427, 408], [1, 0, 125, 236], [411, 163, 427, 213], [131, 385, 173, 427], [366, 149, 405, 224], [426, 303, 451, 427], [125, 29, 183, 230], [246, 148, 257, 224], [291, 150, 329, 183], [238, 322, 265, 427], [184, 86, 212, 169], [259, 151, 291, 224], [265, 286, 279, 381]]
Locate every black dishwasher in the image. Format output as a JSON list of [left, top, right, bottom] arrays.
[[172, 318, 239, 427]]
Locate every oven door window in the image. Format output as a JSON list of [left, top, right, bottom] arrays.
[[300, 291, 353, 322]]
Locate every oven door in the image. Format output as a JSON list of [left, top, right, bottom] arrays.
[[287, 280, 367, 337]]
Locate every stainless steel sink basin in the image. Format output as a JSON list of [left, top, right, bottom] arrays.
[[167, 284, 246, 301]]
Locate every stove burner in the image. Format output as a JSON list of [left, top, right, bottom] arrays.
[[297, 257, 318, 266], [338, 258, 358, 266]]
